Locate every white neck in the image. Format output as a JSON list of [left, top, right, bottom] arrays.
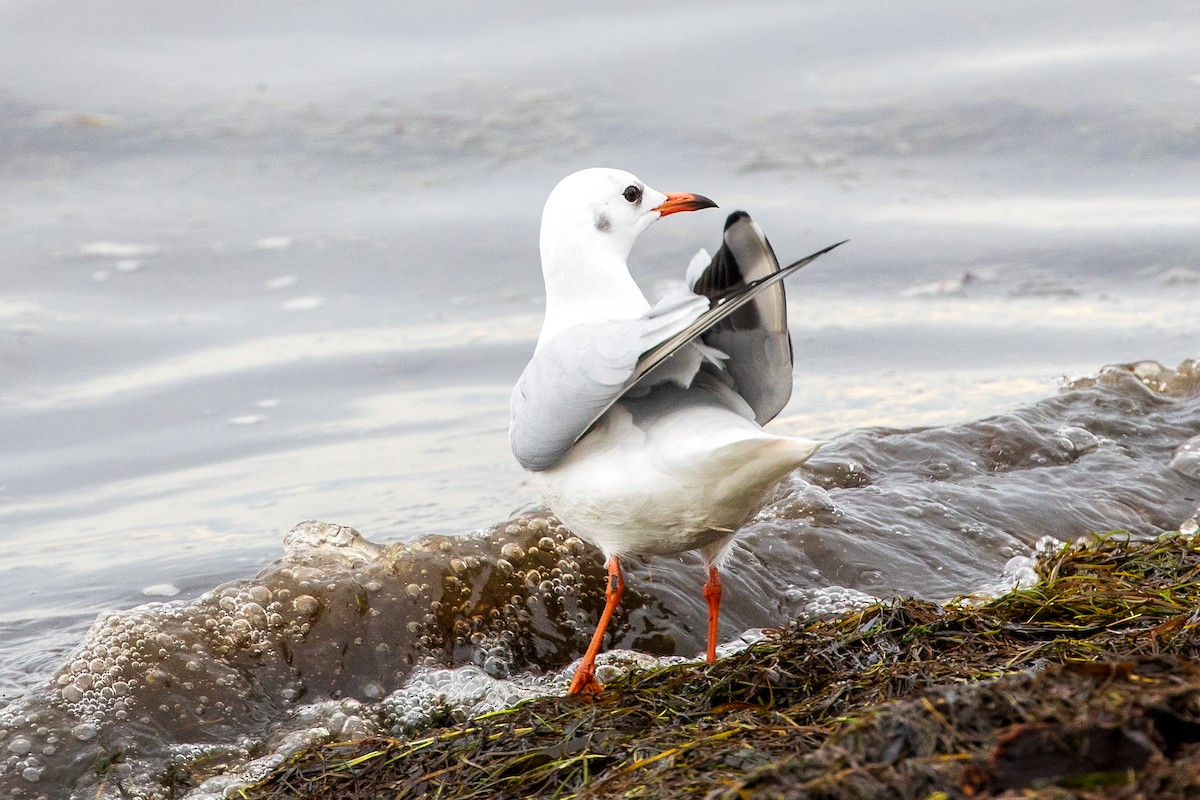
[[536, 209, 650, 349]]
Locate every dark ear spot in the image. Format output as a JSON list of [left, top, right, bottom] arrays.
[[594, 212, 611, 232]]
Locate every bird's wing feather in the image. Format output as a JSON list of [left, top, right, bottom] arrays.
[[688, 212, 792, 424], [509, 289, 708, 471], [511, 216, 845, 472], [628, 236, 847, 407]]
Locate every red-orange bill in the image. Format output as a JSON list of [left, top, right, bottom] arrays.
[[655, 192, 718, 216]]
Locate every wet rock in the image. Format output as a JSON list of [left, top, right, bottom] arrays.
[[1054, 424, 1101, 456], [989, 721, 1156, 790]]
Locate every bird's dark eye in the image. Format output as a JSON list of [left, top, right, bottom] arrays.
[[622, 184, 642, 204]]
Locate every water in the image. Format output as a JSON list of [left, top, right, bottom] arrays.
[[3, 365, 1199, 796], [1, 1, 1199, 795]]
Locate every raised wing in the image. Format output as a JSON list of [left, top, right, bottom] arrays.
[[627, 235, 846, 409], [509, 289, 707, 471], [511, 218, 845, 473], [689, 211, 792, 424]]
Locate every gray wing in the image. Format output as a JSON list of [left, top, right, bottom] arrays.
[[511, 222, 846, 472], [690, 211, 792, 424], [509, 289, 708, 471], [626, 232, 846, 415]]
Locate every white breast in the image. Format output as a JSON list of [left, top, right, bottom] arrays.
[[532, 394, 819, 559]]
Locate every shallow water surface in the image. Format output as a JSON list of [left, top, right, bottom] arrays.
[[1, 362, 1199, 796]]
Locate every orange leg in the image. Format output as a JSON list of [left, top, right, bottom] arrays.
[[703, 565, 722, 664], [568, 556, 625, 694]]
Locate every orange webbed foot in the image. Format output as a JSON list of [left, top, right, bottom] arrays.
[[567, 555, 625, 696], [567, 666, 604, 695]]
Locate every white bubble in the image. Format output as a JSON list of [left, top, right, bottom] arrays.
[[6, 737, 32, 755], [292, 596, 320, 617], [71, 724, 98, 741], [1170, 435, 1200, 481]]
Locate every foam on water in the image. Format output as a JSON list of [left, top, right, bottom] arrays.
[[0, 515, 609, 797], [78, 243, 161, 259]]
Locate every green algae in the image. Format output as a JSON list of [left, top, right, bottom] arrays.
[[240, 531, 1200, 799]]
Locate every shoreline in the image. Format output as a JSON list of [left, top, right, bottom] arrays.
[[240, 531, 1200, 799]]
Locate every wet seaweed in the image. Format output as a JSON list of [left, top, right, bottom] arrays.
[[240, 531, 1200, 799]]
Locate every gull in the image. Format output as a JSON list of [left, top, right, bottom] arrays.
[[510, 168, 844, 693]]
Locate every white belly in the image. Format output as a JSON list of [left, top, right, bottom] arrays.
[[532, 399, 819, 560]]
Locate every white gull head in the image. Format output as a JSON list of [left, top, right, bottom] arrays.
[[536, 167, 715, 348]]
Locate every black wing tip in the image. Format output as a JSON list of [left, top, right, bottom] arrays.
[[773, 239, 848, 274], [810, 239, 850, 257], [723, 210, 752, 230]]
